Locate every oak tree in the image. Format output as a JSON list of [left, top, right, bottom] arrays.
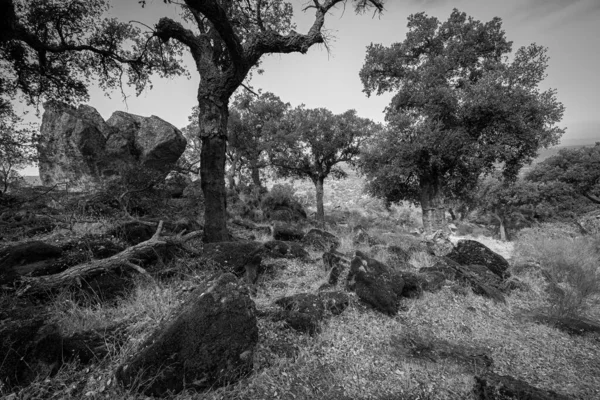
[[526, 143, 600, 205], [359, 9, 565, 233], [269, 106, 378, 226], [228, 90, 288, 191]]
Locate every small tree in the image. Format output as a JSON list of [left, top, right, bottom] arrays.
[[269, 107, 378, 226], [0, 106, 36, 193], [475, 175, 584, 240], [526, 143, 600, 205], [178, 106, 202, 177], [359, 9, 565, 233], [229, 90, 289, 191]]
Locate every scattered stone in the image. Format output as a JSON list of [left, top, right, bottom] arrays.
[[273, 223, 304, 241], [275, 293, 325, 335], [448, 240, 510, 278], [303, 228, 341, 251], [116, 273, 258, 396], [397, 270, 426, 298], [425, 230, 455, 257], [319, 291, 350, 315], [473, 372, 571, 400], [322, 251, 349, 285], [346, 251, 405, 315]]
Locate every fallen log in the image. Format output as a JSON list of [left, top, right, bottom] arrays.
[[17, 221, 201, 297]]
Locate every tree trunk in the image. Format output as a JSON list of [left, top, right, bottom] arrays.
[[315, 177, 325, 228], [198, 94, 230, 243], [226, 152, 240, 191], [250, 161, 262, 190], [491, 211, 507, 241], [420, 175, 445, 234]]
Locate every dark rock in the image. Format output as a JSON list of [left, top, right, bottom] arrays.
[[319, 291, 350, 315], [387, 245, 411, 263], [303, 228, 341, 251], [427, 257, 506, 303], [531, 314, 600, 336], [392, 332, 493, 373], [322, 251, 349, 285], [107, 221, 154, 245], [38, 102, 186, 188], [116, 273, 258, 396], [273, 223, 304, 241], [425, 231, 455, 257], [448, 240, 510, 278], [275, 293, 325, 335], [474, 372, 571, 400], [0, 241, 63, 285], [263, 240, 308, 259], [0, 319, 112, 390], [346, 251, 405, 315], [203, 241, 263, 282], [397, 271, 425, 298]]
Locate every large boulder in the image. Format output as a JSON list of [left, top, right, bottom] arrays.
[[116, 273, 258, 396], [346, 251, 405, 315], [448, 240, 510, 278], [38, 101, 186, 189]]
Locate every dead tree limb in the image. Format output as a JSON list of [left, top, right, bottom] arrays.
[[17, 221, 201, 297]]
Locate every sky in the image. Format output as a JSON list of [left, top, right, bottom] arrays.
[[15, 0, 600, 175]]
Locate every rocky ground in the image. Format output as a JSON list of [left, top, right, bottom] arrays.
[[1, 172, 599, 399]]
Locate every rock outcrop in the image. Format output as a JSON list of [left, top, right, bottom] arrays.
[[38, 101, 186, 189]]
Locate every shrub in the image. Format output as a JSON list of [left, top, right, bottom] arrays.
[[515, 228, 600, 317], [261, 184, 306, 221]]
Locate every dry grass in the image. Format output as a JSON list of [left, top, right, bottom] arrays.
[[6, 169, 600, 399]]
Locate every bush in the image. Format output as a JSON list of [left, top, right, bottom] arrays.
[[515, 228, 600, 317], [260, 184, 306, 222]]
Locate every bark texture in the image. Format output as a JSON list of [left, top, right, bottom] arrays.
[[420, 175, 446, 234]]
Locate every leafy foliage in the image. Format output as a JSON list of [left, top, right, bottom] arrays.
[[269, 106, 378, 224], [228, 90, 289, 189], [359, 9, 565, 231], [0, 104, 37, 193], [1, 0, 186, 106], [526, 143, 600, 205]]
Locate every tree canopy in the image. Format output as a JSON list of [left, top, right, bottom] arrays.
[[359, 9, 565, 233], [526, 143, 600, 205], [269, 106, 378, 225], [228, 90, 288, 190]]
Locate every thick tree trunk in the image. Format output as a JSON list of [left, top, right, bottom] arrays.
[[198, 94, 230, 243], [420, 175, 445, 234], [315, 177, 325, 228]]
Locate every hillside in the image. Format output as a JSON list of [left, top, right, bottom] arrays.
[[1, 170, 599, 400]]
